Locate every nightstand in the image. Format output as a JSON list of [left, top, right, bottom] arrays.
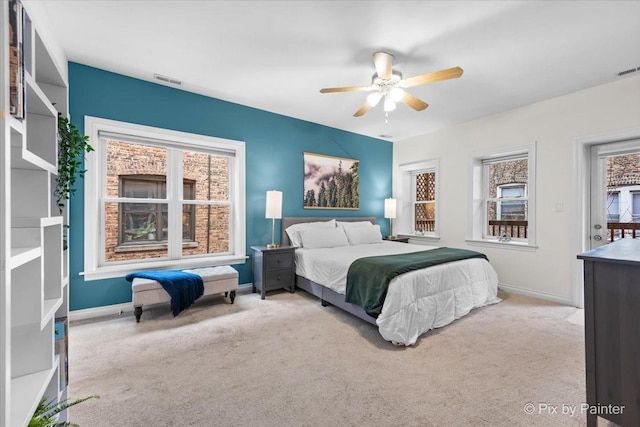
[[251, 246, 296, 300], [383, 236, 410, 243]]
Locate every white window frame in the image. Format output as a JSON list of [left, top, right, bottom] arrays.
[[397, 159, 440, 242], [467, 143, 537, 250], [83, 116, 246, 281]]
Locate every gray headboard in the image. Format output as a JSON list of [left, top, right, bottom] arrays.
[[281, 216, 377, 247]]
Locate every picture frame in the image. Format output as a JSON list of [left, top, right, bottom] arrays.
[[303, 152, 359, 209]]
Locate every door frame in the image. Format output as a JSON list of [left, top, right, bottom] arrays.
[[572, 126, 640, 308]]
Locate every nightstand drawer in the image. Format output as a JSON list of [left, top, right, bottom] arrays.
[[264, 253, 293, 271], [265, 268, 293, 288]]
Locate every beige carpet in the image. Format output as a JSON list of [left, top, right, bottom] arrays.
[[67, 289, 607, 426]]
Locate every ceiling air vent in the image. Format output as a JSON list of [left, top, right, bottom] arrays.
[[153, 73, 182, 86], [617, 67, 638, 77]]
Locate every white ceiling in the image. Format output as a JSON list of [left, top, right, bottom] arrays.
[[29, 1, 640, 141]]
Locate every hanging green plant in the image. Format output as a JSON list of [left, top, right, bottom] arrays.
[[55, 114, 93, 214]]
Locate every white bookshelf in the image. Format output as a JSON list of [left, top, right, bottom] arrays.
[[0, 2, 69, 426]]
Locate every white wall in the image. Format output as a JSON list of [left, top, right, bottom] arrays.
[[393, 74, 640, 304]]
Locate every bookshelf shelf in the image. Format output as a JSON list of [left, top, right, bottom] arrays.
[[10, 355, 59, 427], [41, 297, 62, 330], [9, 245, 40, 269], [1, 1, 69, 426]]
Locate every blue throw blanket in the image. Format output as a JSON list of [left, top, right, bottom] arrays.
[[126, 270, 204, 316]]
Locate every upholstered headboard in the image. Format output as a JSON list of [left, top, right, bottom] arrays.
[[281, 216, 377, 247]]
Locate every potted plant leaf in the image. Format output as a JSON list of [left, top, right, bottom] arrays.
[[29, 395, 98, 427]]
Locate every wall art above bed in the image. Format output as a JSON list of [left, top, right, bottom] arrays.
[[303, 152, 359, 209]]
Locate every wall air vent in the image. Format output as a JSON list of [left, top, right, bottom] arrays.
[[153, 73, 183, 86], [617, 67, 638, 77]]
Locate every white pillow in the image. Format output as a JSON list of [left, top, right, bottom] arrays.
[[285, 219, 336, 247], [344, 224, 383, 245], [299, 226, 349, 249], [336, 220, 374, 228]]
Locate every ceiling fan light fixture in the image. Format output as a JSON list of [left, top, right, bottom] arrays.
[[390, 87, 404, 102], [367, 92, 383, 107], [383, 96, 396, 112], [320, 51, 462, 119]]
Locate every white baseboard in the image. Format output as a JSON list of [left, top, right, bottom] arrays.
[[70, 282, 254, 321], [498, 283, 574, 306], [237, 282, 253, 293], [69, 302, 133, 322]]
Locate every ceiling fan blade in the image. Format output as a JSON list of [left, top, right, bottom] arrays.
[[353, 102, 372, 117], [402, 66, 464, 88], [401, 92, 429, 111], [320, 85, 374, 93], [373, 52, 393, 80]]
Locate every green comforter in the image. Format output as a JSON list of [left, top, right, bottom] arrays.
[[344, 247, 488, 317]]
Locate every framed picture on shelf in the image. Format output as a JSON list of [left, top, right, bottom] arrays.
[[8, 0, 25, 119], [303, 152, 359, 209]]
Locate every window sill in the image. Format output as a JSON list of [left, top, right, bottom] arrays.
[[465, 239, 538, 252], [81, 254, 248, 281], [114, 241, 199, 253], [398, 233, 440, 244]]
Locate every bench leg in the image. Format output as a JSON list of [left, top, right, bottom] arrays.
[[230, 290, 236, 304], [134, 306, 143, 322]]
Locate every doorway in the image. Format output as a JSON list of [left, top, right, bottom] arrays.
[[573, 128, 640, 308], [590, 140, 640, 250]]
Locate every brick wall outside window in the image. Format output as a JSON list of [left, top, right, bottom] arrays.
[[104, 140, 230, 262]]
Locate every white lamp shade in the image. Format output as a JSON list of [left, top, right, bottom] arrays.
[[367, 92, 383, 107], [384, 198, 397, 219], [383, 96, 396, 112], [265, 190, 283, 219]]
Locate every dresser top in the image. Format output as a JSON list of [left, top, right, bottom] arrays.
[[577, 239, 640, 265]]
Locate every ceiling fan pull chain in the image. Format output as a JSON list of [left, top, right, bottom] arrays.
[[385, 112, 389, 124]]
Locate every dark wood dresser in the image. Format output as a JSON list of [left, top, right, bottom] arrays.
[[577, 239, 640, 427]]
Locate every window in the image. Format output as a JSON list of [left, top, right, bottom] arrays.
[[607, 191, 620, 222], [84, 117, 246, 280], [633, 192, 640, 223], [469, 144, 536, 249], [118, 176, 195, 246], [496, 184, 526, 220], [413, 171, 436, 233], [398, 159, 439, 238]]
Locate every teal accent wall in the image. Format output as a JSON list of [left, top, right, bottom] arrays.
[[68, 63, 392, 311]]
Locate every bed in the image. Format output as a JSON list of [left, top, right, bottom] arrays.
[[282, 216, 501, 346]]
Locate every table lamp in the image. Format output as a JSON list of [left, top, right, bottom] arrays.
[[266, 190, 282, 248], [384, 198, 397, 238]]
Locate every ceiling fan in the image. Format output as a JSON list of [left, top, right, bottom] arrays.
[[320, 52, 463, 118]]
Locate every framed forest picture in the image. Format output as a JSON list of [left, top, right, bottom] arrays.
[[304, 152, 359, 209]]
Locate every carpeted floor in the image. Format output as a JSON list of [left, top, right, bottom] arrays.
[[68, 289, 608, 426]]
